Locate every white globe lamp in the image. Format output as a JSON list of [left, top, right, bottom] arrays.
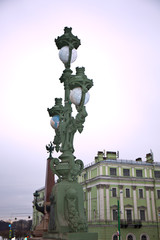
[[59, 46, 77, 64], [70, 87, 90, 106]]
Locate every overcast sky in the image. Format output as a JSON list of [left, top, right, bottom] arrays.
[[0, 0, 160, 220]]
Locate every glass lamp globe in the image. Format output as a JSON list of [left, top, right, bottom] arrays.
[[50, 115, 60, 129], [59, 46, 77, 64], [70, 87, 90, 106]]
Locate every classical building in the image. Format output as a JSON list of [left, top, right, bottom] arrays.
[[32, 150, 160, 240], [32, 187, 45, 231], [78, 151, 160, 240]]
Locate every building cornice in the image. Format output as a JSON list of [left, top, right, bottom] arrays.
[[81, 175, 157, 186], [82, 180, 157, 190], [84, 159, 160, 170]]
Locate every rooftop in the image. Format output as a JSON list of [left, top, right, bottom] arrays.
[[84, 150, 159, 169]]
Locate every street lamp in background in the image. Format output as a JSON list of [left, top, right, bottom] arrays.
[[117, 191, 123, 240], [8, 223, 12, 240], [111, 189, 123, 240], [117, 199, 121, 240]]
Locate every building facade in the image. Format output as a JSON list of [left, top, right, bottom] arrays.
[[78, 151, 160, 240], [32, 187, 45, 231], [32, 151, 160, 240]]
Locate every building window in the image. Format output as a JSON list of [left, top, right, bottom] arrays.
[[126, 188, 130, 198], [113, 209, 118, 220], [141, 235, 147, 240], [126, 209, 132, 223], [113, 235, 118, 240], [84, 191, 86, 201], [127, 235, 133, 240], [123, 168, 130, 176], [93, 209, 96, 220], [157, 190, 160, 199], [139, 189, 143, 198], [140, 209, 145, 221], [110, 168, 117, 176], [154, 171, 160, 178], [84, 173, 87, 180], [136, 169, 143, 177], [112, 188, 117, 197]]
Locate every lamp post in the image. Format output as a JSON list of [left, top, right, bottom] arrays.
[[110, 189, 122, 240], [47, 27, 93, 183], [44, 27, 97, 240], [117, 190, 123, 240], [117, 199, 121, 240], [8, 223, 12, 240]]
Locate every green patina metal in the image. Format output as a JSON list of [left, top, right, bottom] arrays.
[[44, 27, 98, 240], [55, 27, 80, 69], [55, 27, 81, 50], [47, 28, 93, 183], [118, 199, 121, 240]]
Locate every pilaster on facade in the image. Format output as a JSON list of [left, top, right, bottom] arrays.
[[146, 188, 151, 221], [100, 165, 103, 175], [105, 185, 110, 221], [149, 168, 152, 178], [98, 166, 100, 176], [132, 185, 138, 220], [120, 190, 124, 219], [151, 188, 156, 221], [88, 169, 91, 180], [144, 168, 147, 178], [99, 185, 105, 220], [106, 166, 108, 175], [145, 186, 156, 222], [96, 185, 100, 220], [96, 184, 105, 221], [87, 187, 92, 221]]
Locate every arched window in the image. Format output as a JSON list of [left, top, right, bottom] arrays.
[[141, 235, 147, 240], [127, 235, 133, 240], [113, 235, 118, 240]]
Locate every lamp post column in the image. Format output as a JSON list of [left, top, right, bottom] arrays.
[[117, 199, 121, 240], [45, 27, 97, 240]]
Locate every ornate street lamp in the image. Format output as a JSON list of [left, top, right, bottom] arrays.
[[47, 27, 93, 182], [44, 27, 97, 240]]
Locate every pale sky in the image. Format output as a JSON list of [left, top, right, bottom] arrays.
[[0, 0, 160, 220]]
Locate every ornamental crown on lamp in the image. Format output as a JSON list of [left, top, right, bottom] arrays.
[[47, 98, 64, 117], [55, 27, 81, 50], [69, 67, 93, 91]]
